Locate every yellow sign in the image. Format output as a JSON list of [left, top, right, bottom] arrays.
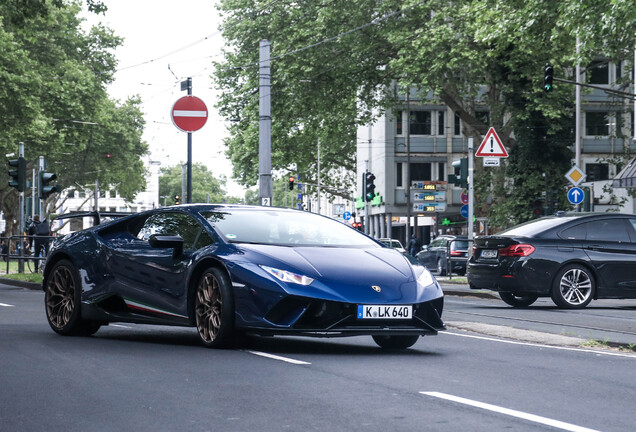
[[565, 166, 586, 186]]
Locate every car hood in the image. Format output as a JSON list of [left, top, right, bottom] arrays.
[[236, 244, 440, 303]]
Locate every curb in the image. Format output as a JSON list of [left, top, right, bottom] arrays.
[[0, 277, 41, 290]]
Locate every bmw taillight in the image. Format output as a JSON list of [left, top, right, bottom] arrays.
[[450, 250, 464, 257], [498, 244, 535, 257]]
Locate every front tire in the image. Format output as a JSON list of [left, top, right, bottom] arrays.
[[499, 292, 538, 307], [551, 264, 594, 309], [194, 267, 235, 348], [44, 259, 101, 336], [372, 335, 419, 349]]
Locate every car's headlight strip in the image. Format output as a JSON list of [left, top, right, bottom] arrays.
[[260, 265, 314, 286]]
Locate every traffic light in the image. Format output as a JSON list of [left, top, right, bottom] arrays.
[[174, 195, 180, 205], [543, 62, 554, 92], [288, 176, 295, 190], [532, 199, 544, 218], [38, 170, 61, 199], [365, 172, 376, 202], [448, 157, 468, 188], [352, 221, 363, 230], [8, 157, 26, 192]]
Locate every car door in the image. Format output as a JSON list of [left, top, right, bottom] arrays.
[[418, 237, 443, 268], [581, 218, 636, 297], [111, 211, 213, 317]]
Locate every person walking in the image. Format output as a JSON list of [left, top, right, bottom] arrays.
[[408, 234, 420, 256], [27, 215, 50, 272]]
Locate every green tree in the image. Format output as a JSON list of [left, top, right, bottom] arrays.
[[214, 0, 636, 227], [158, 163, 241, 205], [0, 1, 147, 234]]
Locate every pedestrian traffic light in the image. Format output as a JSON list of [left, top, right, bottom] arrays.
[[365, 172, 376, 202], [38, 170, 61, 199], [543, 62, 554, 92], [288, 176, 295, 190], [448, 158, 468, 188], [174, 195, 180, 205], [8, 157, 26, 192]]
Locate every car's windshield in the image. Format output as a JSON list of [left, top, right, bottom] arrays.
[[202, 209, 380, 247]]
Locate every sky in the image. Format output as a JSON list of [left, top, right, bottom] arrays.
[[82, 0, 246, 196]]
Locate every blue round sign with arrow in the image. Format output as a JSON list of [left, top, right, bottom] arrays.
[[567, 187, 584, 205]]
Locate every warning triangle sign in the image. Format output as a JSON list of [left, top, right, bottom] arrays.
[[475, 127, 508, 157]]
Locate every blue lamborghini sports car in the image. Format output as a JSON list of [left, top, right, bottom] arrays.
[[43, 205, 445, 349]]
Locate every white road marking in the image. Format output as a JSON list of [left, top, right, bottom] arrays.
[[109, 324, 132, 329], [421, 391, 600, 432], [0, 303, 15, 307], [444, 330, 636, 359], [246, 350, 311, 365]]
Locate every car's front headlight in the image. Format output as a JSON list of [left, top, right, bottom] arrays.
[[417, 268, 435, 287], [260, 265, 314, 286]]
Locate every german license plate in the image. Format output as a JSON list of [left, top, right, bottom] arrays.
[[481, 249, 498, 259], [357, 305, 412, 319]]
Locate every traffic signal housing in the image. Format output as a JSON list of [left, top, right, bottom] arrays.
[[544, 62, 554, 92], [8, 157, 26, 192], [288, 176, 295, 191], [174, 195, 181, 205], [532, 198, 544, 218], [38, 171, 61, 199], [448, 157, 468, 188], [364, 172, 376, 202]]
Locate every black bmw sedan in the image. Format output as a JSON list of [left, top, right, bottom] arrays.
[[467, 212, 636, 309]]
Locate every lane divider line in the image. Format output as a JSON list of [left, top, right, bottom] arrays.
[[444, 330, 636, 359], [246, 350, 311, 365], [0, 303, 15, 307], [421, 391, 600, 432]]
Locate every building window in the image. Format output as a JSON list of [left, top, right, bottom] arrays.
[[410, 163, 432, 181], [99, 190, 106, 198], [70, 218, 83, 232], [396, 163, 403, 187], [437, 111, 445, 135], [586, 164, 609, 181], [454, 112, 461, 136], [438, 163, 445, 181], [475, 110, 490, 126], [68, 190, 75, 198], [396, 110, 403, 135], [410, 111, 431, 135], [588, 60, 609, 85], [585, 112, 609, 136]]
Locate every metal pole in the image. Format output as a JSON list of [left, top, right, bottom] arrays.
[[468, 137, 474, 245], [186, 77, 193, 203], [18, 142, 25, 273], [317, 138, 321, 215], [575, 38, 581, 168], [259, 39, 272, 206], [181, 163, 186, 202], [405, 90, 411, 247], [94, 178, 99, 212], [38, 156, 44, 216], [364, 160, 369, 235]]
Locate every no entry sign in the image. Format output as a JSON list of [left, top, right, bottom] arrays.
[[171, 96, 208, 132]]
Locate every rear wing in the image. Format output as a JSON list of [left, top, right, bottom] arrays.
[[54, 211, 131, 226]]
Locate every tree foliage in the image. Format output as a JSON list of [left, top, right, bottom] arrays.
[[158, 163, 242, 205], [214, 0, 636, 226], [0, 0, 147, 233]]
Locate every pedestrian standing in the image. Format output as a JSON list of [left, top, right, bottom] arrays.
[[27, 215, 50, 272]]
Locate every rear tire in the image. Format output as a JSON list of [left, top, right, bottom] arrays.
[[499, 292, 538, 307], [44, 259, 101, 336], [372, 335, 419, 349], [436, 259, 446, 276], [551, 264, 594, 309]]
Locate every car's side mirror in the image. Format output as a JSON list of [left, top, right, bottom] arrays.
[[149, 234, 184, 258]]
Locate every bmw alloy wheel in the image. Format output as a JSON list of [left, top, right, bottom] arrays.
[[552, 264, 594, 309]]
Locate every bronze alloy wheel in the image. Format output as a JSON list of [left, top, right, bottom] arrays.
[[194, 268, 235, 348], [195, 271, 223, 344], [45, 264, 77, 331]]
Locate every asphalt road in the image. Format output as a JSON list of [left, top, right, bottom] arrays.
[[1, 283, 635, 432]]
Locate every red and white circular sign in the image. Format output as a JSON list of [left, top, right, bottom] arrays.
[[171, 96, 208, 132]]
